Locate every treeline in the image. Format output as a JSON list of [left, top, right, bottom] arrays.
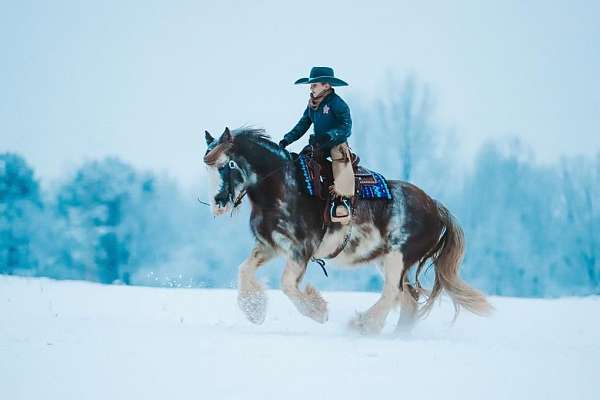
[[350, 76, 600, 297], [1, 77, 598, 297], [0, 153, 253, 288]]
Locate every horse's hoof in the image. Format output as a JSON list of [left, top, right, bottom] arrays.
[[237, 291, 267, 324], [303, 284, 329, 324], [313, 309, 329, 324], [348, 311, 384, 335]]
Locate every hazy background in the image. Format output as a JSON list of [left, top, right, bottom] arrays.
[[2, 1, 599, 297], [2, 0, 599, 189]]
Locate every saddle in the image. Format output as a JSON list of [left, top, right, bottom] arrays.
[[294, 144, 393, 224]]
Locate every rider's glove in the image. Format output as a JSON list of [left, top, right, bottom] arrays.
[[317, 133, 334, 147], [278, 138, 290, 148]]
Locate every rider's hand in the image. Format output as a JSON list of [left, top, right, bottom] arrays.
[[278, 138, 290, 148], [317, 134, 332, 146]]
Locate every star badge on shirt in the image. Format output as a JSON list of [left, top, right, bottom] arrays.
[[323, 104, 330, 114]]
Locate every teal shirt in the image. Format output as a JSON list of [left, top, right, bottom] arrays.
[[283, 91, 352, 153]]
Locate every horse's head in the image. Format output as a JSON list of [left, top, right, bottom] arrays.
[[203, 127, 251, 216]]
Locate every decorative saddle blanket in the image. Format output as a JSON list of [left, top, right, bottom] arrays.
[[297, 153, 393, 200]]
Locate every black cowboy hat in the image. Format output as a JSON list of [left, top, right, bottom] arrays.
[[294, 66, 349, 86]]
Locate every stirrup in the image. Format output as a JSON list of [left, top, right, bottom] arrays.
[[330, 197, 352, 224]]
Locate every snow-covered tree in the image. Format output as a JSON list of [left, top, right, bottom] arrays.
[[0, 153, 43, 275], [558, 155, 600, 293], [350, 74, 457, 199], [55, 157, 183, 284]]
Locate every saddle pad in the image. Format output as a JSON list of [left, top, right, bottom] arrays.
[[297, 154, 392, 200], [356, 169, 393, 200]]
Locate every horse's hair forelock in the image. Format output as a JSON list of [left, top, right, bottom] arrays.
[[203, 142, 233, 165]]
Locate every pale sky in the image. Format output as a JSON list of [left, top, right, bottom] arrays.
[[2, 0, 599, 190]]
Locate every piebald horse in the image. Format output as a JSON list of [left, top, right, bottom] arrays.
[[203, 127, 492, 334]]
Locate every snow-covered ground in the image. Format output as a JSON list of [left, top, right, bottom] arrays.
[[1, 276, 598, 400]]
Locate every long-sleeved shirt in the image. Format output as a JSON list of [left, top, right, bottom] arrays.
[[283, 90, 352, 155]]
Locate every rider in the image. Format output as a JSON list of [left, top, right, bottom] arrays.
[[278, 66, 355, 224]]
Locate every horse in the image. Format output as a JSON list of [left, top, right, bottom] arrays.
[[203, 126, 492, 334]]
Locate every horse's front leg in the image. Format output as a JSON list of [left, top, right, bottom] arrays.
[[281, 258, 328, 323], [237, 243, 275, 324]]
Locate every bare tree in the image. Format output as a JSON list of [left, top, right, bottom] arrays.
[[350, 73, 452, 197]]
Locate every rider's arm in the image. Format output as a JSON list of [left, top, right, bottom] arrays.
[[283, 107, 312, 145], [323, 97, 352, 149]]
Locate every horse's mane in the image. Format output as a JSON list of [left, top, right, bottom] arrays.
[[231, 127, 270, 141], [232, 126, 291, 160]]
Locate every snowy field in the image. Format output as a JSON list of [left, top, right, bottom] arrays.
[[1, 276, 598, 400]]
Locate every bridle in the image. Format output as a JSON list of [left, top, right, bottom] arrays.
[[230, 157, 294, 209], [200, 142, 294, 210], [224, 159, 246, 208], [201, 145, 347, 278]]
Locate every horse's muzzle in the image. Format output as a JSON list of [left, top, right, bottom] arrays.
[[212, 192, 233, 216], [212, 202, 231, 216]]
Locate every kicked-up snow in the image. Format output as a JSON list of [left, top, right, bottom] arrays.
[[1, 276, 598, 400]]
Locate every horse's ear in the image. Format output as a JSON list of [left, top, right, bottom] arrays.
[[205, 130, 215, 146], [219, 127, 233, 144]]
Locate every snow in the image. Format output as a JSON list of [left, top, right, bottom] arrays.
[[1, 276, 599, 400]]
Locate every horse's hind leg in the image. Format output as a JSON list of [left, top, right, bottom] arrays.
[[395, 278, 419, 334], [281, 259, 328, 323], [349, 251, 403, 335], [237, 242, 275, 324]]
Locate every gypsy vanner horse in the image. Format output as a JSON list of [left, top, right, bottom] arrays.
[[203, 127, 492, 334]]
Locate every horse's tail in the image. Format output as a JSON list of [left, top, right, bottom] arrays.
[[416, 201, 494, 321]]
